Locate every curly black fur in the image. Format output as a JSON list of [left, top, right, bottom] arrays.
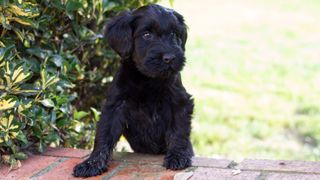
[[73, 4, 194, 177]]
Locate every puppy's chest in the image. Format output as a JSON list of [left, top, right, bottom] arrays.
[[124, 98, 172, 128]]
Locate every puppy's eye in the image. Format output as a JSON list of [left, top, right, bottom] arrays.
[[142, 32, 153, 40]]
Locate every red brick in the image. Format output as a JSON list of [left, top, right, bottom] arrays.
[[0, 155, 59, 180], [238, 159, 320, 174], [112, 152, 164, 165], [110, 163, 180, 179], [189, 167, 261, 180], [38, 158, 121, 180], [6, 149, 320, 180], [174, 171, 194, 180], [42, 147, 91, 158], [265, 173, 320, 180], [113, 153, 233, 168], [192, 156, 232, 168], [160, 171, 181, 180]]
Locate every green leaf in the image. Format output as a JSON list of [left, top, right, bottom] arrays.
[[12, 27, 24, 42], [10, 17, 35, 27], [50, 55, 63, 67], [74, 110, 89, 120], [14, 152, 27, 160], [0, 13, 11, 30], [0, 98, 17, 110], [51, 0, 64, 10], [50, 110, 56, 123], [59, 104, 68, 114], [102, 1, 117, 12], [66, 0, 82, 11], [40, 99, 55, 108], [26, 47, 49, 59], [16, 131, 28, 144], [32, 126, 41, 138], [45, 76, 59, 88], [38, 141, 44, 153], [0, 0, 9, 6], [0, 45, 15, 61], [90, 107, 101, 122]]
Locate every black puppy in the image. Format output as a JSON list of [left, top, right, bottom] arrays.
[[73, 4, 194, 177]]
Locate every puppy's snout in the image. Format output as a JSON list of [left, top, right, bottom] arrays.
[[162, 53, 175, 64]]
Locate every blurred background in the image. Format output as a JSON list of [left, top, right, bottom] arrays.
[[156, 0, 320, 161]]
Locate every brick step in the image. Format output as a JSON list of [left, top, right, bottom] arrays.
[[1, 148, 320, 179]]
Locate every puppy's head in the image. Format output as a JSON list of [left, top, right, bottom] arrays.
[[106, 4, 187, 78]]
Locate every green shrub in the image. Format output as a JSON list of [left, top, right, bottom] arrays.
[[0, 0, 158, 168]]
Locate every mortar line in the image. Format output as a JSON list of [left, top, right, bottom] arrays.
[[102, 162, 129, 180], [30, 157, 69, 179]]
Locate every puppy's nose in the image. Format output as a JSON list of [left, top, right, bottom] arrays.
[[162, 54, 175, 63]]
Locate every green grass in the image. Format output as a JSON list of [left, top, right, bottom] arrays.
[[169, 0, 320, 160]]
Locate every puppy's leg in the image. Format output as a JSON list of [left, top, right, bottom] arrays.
[[164, 134, 193, 170], [73, 103, 124, 177], [164, 105, 194, 170]]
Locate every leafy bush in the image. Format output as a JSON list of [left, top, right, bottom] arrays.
[[0, 0, 158, 168]]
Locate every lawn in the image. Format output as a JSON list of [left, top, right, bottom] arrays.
[[163, 0, 320, 160]]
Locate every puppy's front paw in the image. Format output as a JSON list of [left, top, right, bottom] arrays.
[[73, 157, 108, 177], [163, 153, 191, 170]]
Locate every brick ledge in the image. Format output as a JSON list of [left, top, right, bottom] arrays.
[[1, 148, 320, 179]]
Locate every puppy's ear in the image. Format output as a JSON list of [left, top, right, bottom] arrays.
[[105, 11, 134, 59], [173, 11, 188, 50]]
